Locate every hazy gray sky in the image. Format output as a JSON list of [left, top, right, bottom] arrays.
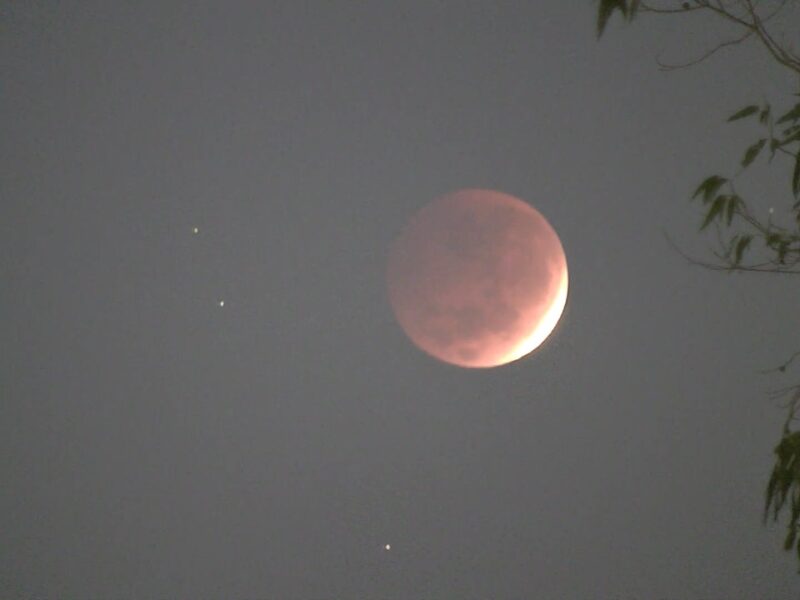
[[2, 1, 799, 598]]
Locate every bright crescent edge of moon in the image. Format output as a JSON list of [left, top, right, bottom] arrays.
[[498, 267, 568, 366]]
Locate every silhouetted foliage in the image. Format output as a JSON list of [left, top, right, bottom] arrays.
[[596, 0, 800, 570], [765, 397, 800, 561]]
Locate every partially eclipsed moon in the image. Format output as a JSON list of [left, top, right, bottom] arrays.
[[386, 189, 568, 368]]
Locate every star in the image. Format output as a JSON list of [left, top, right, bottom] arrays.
[[192, 226, 199, 234], [218, 300, 225, 307], [384, 544, 391, 551]]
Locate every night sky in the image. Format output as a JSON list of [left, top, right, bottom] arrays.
[[2, 1, 800, 598]]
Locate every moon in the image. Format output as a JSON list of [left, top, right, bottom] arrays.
[[386, 189, 568, 368]]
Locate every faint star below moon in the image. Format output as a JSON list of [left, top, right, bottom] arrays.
[[386, 189, 568, 368]]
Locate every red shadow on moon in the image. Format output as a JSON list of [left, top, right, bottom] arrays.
[[386, 189, 568, 368]]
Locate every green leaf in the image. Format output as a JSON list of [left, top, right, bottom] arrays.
[[784, 124, 800, 137], [734, 235, 752, 265], [597, 0, 628, 37], [769, 127, 800, 154], [767, 473, 779, 520], [760, 105, 771, 125], [777, 103, 800, 125], [793, 152, 800, 197], [700, 195, 726, 230], [770, 138, 781, 161], [785, 131, 800, 146], [741, 139, 766, 168], [692, 175, 727, 203], [786, 526, 797, 551], [773, 130, 800, 152], [766, 232, 782, 247], [727, 105, 759, 122]]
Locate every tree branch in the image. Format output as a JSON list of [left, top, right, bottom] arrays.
[[656, 28, 755, 71], [762, 350, 800, 374], [663, 230, 800, 275], [742, 0, 800, 74]]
